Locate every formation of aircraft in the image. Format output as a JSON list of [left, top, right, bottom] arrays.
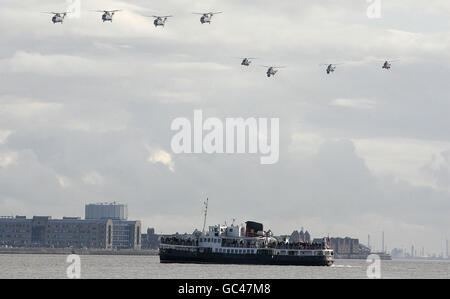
[[43, 9, 402, 78], [236, 58, 287, 77], [44, 8, 220, 27]]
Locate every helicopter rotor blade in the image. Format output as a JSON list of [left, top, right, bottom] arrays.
[[92, 9, 121, 13], [42, 12, 69, 15], [260, 65, 286, 69], [378, 58, 400, 62], [147, 15, 173, 18]]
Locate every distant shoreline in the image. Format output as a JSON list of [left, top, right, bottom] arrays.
[[0, 248, 158, 256]]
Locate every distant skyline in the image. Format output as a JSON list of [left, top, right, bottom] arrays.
[[0, 0, 449, 253]]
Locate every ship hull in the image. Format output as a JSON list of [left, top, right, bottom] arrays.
[[160, 250, 333, 266]]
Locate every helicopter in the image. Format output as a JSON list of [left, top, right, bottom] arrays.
[[382, 59, 400, 70], [149, 15, 173, 27], [43, 12, 69, 24], [93, 10, 121, 22], [193, 12, 223, 24], [261, 66, 286, 77], [240, 57, 258, 66], [320, 63, 343, 74]]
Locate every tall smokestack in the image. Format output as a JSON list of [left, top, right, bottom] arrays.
[[446, 239, 449, 259]]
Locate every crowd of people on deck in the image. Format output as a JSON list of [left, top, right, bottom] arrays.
[[161, 236, 327, 250], [268, 241, 327, 250], [160, 236, 198, 246]]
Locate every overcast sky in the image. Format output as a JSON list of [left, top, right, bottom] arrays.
[[0, 0, 449, 254]]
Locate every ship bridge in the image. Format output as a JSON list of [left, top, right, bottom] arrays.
[[208, 224, 243, 238]]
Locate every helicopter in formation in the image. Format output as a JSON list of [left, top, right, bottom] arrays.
[[382, 59, 400, 70], [240, 58, 258, 66], [320, 63, 344, 74], [262, 66, 285, 77], [44, 12, 69, 24], [93, 10, 121, 22], [150, 15, 173, 27], [193, 12, 223, 24]]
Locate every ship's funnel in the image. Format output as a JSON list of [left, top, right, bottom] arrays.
[[245, 221, 263, 237]]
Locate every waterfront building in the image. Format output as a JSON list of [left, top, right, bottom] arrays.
[[304, 230, 311, 243], [112, 220, 141, 249], [330, 237, 363, 255], [0, 216, 113, 249], [141, 228, 160, 249], [85, 202, 128, 220], [289, 230, 300, 243], [0, 214, 141, 249], [84, 203, 140, 249], [299, 228, 305, 242]]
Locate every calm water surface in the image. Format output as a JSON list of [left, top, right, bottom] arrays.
[[0, 254, 448, 279]]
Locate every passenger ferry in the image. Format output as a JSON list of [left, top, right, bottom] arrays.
[[159, 221, 334, 266]]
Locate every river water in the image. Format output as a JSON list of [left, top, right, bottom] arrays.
[[0, 254, 448, 279]]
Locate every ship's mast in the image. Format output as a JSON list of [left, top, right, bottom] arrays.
[[202, 198, 208, 234]]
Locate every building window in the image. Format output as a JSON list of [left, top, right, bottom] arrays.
[[107, 225, 112, 245], [136, 227, 140, 245]]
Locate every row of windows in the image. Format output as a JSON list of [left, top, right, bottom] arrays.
[[47, 230, 99, 234], [0, 224, 101, 230], [0, 224, 31, 228], [200, 238, 219, 243], [0, 234, 29, 238], [47, 235, 99, 240], [214, 248, 255, 254]]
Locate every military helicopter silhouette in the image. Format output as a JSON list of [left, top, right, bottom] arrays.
[[319, 63, 344, 74], [192, 12, 223, 24], [92, 10, 121, 22], [382, 59, 400, 70], [43, 12, 70, 24], [148, 15, 173, 27], [260, 65, 286, 77], [239, 57, 258, 66]]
